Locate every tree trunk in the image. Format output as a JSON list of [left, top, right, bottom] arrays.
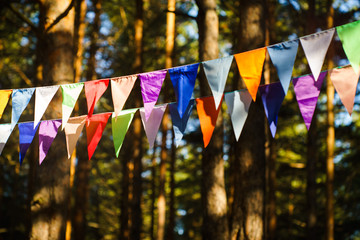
[[30, 0, 75, 239], [230, 1, 265, 239], [196, 1, 229, 240], [325, 1, 335, 239], [150, 150, 157, 240]]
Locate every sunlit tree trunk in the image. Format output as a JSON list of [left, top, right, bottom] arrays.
[[230, 1, 265, 239], [196, 1, 229, 240], [30, 0, 75, 239]]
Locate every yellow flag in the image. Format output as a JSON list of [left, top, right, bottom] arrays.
[[0, 90, 12, 119]]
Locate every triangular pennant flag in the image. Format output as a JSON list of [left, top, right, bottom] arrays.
[[39, 120, 62, 165], [112, 108, 138, 157], [169, 63, 199, 118], [34, 85, 60, 128], [234, 48, 266, 101], [61, 83, 84, 129], [0, 90, 12, 119], [258, 82, 286, 138], [11, 88, 35, 129], [140, 104, 167, 149], [196, 96, 222, 148], [86, 113, 112, 160], [139, 70, 167, 121], [203, 56, 233, 109], [268, 40, 299, 94], [300, 29, 335, 81], [19, 121, 39, 165], [169, 99, 195, 147], [293, 72, 326, 130], [111, 75, 137, 117], [0, 124, 13, 155], [329, 66, 359, 115], [224, 90, 252, 141], [85, 79, 109, 117], [64, 115, 87, 159], [336, 21, 360, 75]]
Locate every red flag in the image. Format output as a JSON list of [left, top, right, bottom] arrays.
[[85, 79, 109, 117], [86, 112, 111, 160]]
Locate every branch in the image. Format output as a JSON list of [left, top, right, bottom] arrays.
[[9, 63, 33, 87], [165, 9, 197, 20], [45, 0, 75, 33], [6, 3, 38, 32]]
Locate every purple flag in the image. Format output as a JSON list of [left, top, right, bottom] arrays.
[[293, 72, 326, 130], [19, 121, 39, 165], [169, 63, 199, 118], [139, 70, 167, 121], [258, 82, 286, 138], [39, 120, 62, 165]]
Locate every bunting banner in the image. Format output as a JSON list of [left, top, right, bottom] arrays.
[[0, 90, 12, 119], [85, 79, 109, 117], [268, 40, 299, 94], [140, 104, 167, 149], [196, 96, 222, 148], [0, 124, 13, 155], [329, 66, 359, 115], [64, 115, 87, 159], [61, 83, 84, 129], [39, 120, 62, 165], [300, 29, 334, 81], [224, 90, 252, 141], [86, 113, 112, 160], [139, 70, 167, 121], [234, 48, 266, 101], [169, 63, 199, 118], [293, 72, 326, 130], [111, 75, 137, 118], [34, 85, 59, 128], [112, 108, 137, 157], [203, 56, 233, 109], [336, 21, 360, 75], [19, 121, 39, 165], [11, 88, 35, 129], [169, 99, 195, 147], [259, 82, 286, 138]]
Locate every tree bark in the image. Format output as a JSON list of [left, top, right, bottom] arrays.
[[196, 1, 229, 240], [30, 0, 75, 239]]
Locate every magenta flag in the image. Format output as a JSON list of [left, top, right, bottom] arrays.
[[39, 120, 62, 164], [293, 72, 326, 130]]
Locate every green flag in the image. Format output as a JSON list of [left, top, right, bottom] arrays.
[[112, 108, 138, 157], [336, 21, 360, 75]]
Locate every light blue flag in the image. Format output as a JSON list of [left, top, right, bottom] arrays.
[[203, 56, 233, 110], [169, 99, 195, 147], [268, 40, 299, 94], [19, 121, 39, 165], [258, 82, 286, 138], [11, 88, 35, 129], [224, 90, 252, 141], [169, 63, 199, 118]]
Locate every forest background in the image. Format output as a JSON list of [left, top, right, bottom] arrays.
[[0, 0, 360, 239]]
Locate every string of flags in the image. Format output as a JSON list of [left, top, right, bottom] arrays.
[[0, 20, 360, 165]]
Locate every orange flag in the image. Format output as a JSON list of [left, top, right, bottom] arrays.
[[0, 90, 12, 119], [234, 48, 266, 101], [196, 96, 222, 148]]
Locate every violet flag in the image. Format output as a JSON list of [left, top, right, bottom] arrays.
[[293, 72, 326, 130], [19, 121, 39, 165], [11, 88, 35, 129], [268, 40, 299, 94], [139, 70, 167, 121], [300, 29, 334, 81], [169, 63, 199, 118], [258, 82, 286, 138], [39, 120, 62, 165]]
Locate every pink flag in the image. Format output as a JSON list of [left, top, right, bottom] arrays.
[[39, 120, 62, 164], [111, 75, 137, 117], [65, 115, 87, 159], [140, 104, 167, 148], [85, 79, 110, 117]]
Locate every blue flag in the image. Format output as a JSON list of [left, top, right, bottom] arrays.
[[268, 40, 299, 94], [19, 121, 39, 165], [169, 99, 195, 147], [169, 63, 199, 118], [12, 88, 35, 129], [258, 82, 285, 138]]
